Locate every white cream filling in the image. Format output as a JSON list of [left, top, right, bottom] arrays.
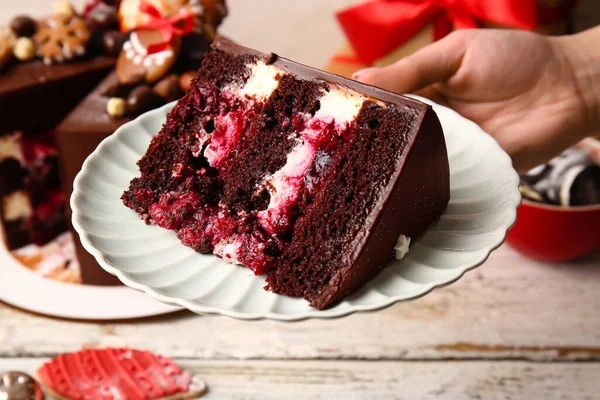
[[3, 191, 32, 221], [213, 239, 243, 265], [254, 86, 368, 233], [239, 61, 283, 101], [0, 132, 24, 163], [315, 85, 366, 124], [394, 235, 411, 260]]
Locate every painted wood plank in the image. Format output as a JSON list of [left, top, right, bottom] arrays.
[[0, 357, 598, 400], [1, 246, 599, 361]]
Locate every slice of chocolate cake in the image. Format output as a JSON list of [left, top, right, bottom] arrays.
[[122, 37, 450, 309]]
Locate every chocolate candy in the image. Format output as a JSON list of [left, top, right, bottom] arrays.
[[54, 1, 76, 17], [13, 37, 36, 61], [117, 29, 180, 85], [101, 80, 130, 98], [10, 15, 37, 38], [153, 74, 184, 103], [0, 371, 43, 400], [102, 30, 128, 56], [87, 4, 119, 32], [127, 85, 164, 115], [179, 71, 196, 92], [569, 165, 600, 206], [107, 97, 127, 118], [176, 31, 211, 71]]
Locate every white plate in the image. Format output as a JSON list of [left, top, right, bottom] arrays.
[[71, 97, 520, 321], [0, 242, 180, 320]]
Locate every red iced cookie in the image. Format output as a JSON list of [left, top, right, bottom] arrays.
[[37, 348, 207, 400]]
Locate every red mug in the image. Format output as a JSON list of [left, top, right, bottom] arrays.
[[506, 199, 600, 262]]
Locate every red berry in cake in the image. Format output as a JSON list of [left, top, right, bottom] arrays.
[[150, 192, 201, 230]]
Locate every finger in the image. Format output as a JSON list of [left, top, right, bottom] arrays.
[[353, 31, 470, 94]]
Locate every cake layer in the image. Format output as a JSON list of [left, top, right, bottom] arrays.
[[123, 38, 450, 309]]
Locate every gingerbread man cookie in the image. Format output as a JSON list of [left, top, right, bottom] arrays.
[[117, 29, 180, 85]]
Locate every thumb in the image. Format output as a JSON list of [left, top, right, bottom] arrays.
[[352, 30, 470, 94]]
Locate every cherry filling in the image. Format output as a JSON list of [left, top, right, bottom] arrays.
[[203, 110, 246, 167], [144, 82, 356, 275], [256, 117, 348, 236]]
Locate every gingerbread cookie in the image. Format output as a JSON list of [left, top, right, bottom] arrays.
[[117, 29, 180, 85], [0, 27, 16, 71], [34, 15, 90, 65], [37, 348, 208, 400]]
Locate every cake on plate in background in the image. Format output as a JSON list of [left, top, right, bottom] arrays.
[[1, 0, 227, 285], [0, 0, 122, 282]]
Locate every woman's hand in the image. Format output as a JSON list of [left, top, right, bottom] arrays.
[[353, 28, 600, 171]]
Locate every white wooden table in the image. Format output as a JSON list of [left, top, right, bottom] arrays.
[[1, 1, 600, 398]]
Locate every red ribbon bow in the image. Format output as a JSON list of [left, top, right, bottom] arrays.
[[337, 0, 538, 65], [137, 0, 195, 54]]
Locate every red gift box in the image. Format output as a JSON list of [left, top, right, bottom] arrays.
[[325, 0, 578, 78]]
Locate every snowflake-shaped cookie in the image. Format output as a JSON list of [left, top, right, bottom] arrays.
[[34, 15, 90, 65]]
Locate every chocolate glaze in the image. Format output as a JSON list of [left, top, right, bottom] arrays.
[[56, 72, 129, 286], [212, 38, 450, 308], [0, 57, 116, 135], [312, 107, 449, 309], [213, 37, 427, 115]]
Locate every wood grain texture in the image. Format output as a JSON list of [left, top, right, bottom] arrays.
[[1, 358, 599, 400], [1, 246, 599, 361]]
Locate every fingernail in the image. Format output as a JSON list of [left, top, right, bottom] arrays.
[[352, 67, 377, 81]]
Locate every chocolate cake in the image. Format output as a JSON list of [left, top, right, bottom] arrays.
[[0, 1, 122, 283], [0, 0, 227, 285], [122, 38, 450, 309], [57, 0, 227, 285]]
